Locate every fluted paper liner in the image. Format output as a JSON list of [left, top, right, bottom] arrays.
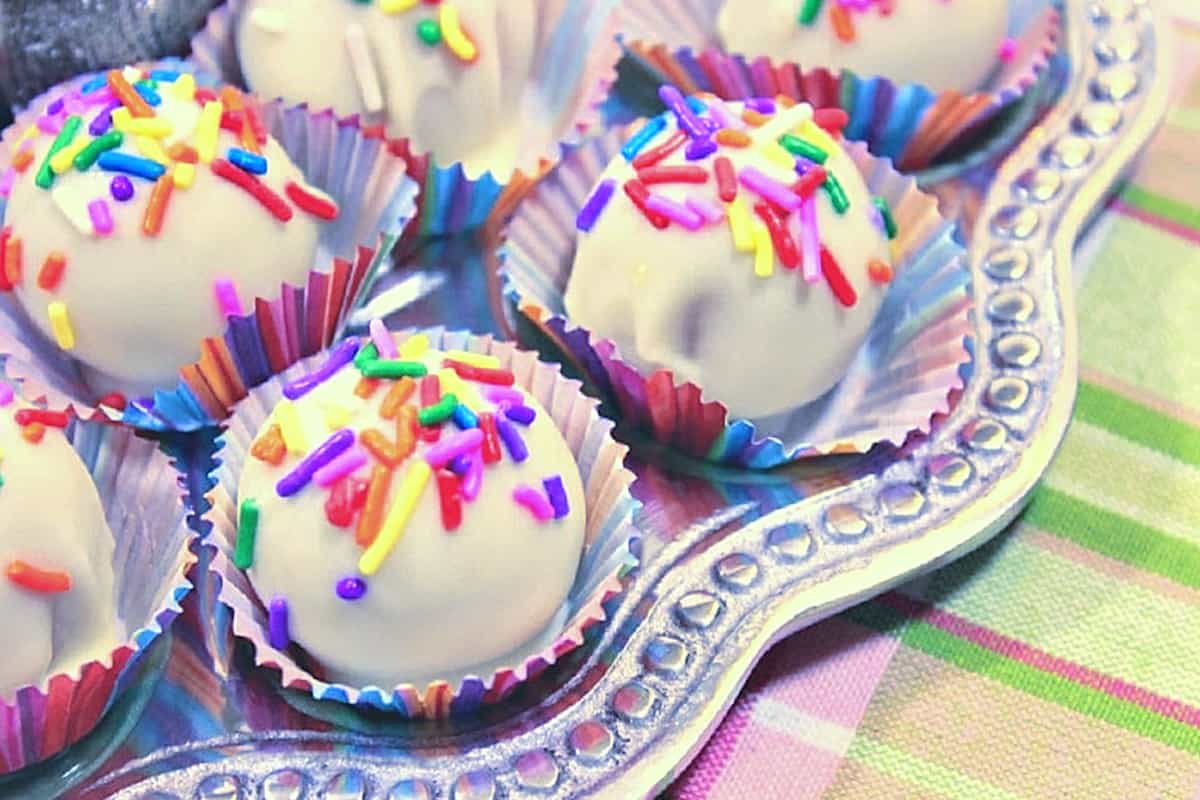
[[500, 128, 973, 468], [609, 0, 1060, 171], [191, 0, 624, 241], [0, 60, 419, 432], [0, 391, 196, 774], [207, 328, 641, 718]]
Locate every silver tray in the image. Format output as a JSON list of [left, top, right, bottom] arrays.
[[3, 1, 1168, 797]]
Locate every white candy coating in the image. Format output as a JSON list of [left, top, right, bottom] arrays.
[[717, 0, 1009, 93], [236, 0, 539, 177], [4, 67, 334, 399], [0, 404, 118, 698], [237, 343, 586, 688], [565, 101, 892, 420]]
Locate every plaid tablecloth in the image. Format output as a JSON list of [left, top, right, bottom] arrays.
[[670, 15, 1200, 800]]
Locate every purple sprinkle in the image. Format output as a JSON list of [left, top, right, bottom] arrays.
[[336, 577, 367, 601], [449, 454, 473, 475], [46, 97, 64, 115], [283, 338, 361, 400], [276, 429, 355, 497], [88, 200, 114, 236], [484, 386, 524, 405], [575, 178, 616, 233], [0, 384, 14, 407], [543, 476, 570, 519], [504, 405, 536, 426], [659, 84, 707, 140], [685, 137, 717, 161], [88, 101, 120, 136], [268, 597, 290, 649], [746, 97, 776, 114], [462, 453, 483, 501], [794, 156, 817, 176], [495, 416, 528, 463], [110, 175, 134, 202]]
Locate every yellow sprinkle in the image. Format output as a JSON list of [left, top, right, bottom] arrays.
[[135, 136, 171, 166], [196, 101, 223, 164], [760, 140, 795, 170], [445, 350, 500, 369], [16, 125, 39, 148], [124, 117, 173, 139], [397, 334, 429, 359], [798, 120, 839, 156], [323, 403, 350, 431], [111, 107, 132, 133], [380, 0, 419, 11], [752, 219, 774, 278], [47, 302, 74, 350], [50, 136, 92, 174], [438, 367, 486, 412], [172, 161, 196, 190], [359, 461, 432, 576], [173, 73, 196, 102], [274, 399, 307, 454], [727, 197, 754, 252], [439, 4, 478, 62]]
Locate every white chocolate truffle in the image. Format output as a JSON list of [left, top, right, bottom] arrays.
[[717, 1, 1009, 94], [3, 66, 339, 399], [236, 0, 538, 177], [565, 95, 895, 421], [236, 335, 586, 688], [0, 401, 118, 697]]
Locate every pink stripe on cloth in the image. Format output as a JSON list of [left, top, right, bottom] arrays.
[[880, 591, 1200, 728], [1110, 199, 1200, 246]]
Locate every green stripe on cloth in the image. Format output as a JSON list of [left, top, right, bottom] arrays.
[[1121, 184, 1200, 233], [1026, 488, 1200, 589], [1076, 381, 1200, 467], [846, 736, 1023, 800], [846, 602, 1200, 756]]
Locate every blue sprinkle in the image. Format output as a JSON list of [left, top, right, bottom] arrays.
[[133, 82, 162, 106], [80, 75, 107, 94], [620, 115, 668, 162], [227, 147, 268, 175], [504, 405, 536, 426], [452, 403, 479, 430], [149, 69, 181, 83], [96, 152, 166, 181], [686, 96, 708, 115]]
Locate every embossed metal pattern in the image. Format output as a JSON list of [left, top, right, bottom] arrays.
[[57, 2, 1167, 798]]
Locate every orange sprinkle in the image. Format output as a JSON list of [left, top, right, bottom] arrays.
[[395, 405, 418, 461], [741, 109, 769, 127], [776, 95, 797, 108], [11, 147, 34, 173], [355, 377, 381, 398], [4, 235, 22, 288], [37, 251, 67, 291], [359, 428, 404, 468], [868, 258, 895, 284], [6, 560, 71, 594], [355, 464, 393, 547], [250, 423, 287, 465], [166, 142, 199, 164], [830, 3, 856, 42], [142, 174, 174, 237], [715, 129, 752, 147], [379, 377, 416, 420], [106, 69, 154, 118], [21, 422, 45, 443]]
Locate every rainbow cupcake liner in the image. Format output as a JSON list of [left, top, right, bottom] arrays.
[[0, 60, 418, 432], [207, 327, 641, 718], [608, 0, 1060, 172], [0, 373, 196, 774], [191, 0, 626, 242], [500, 128, 973, 469]]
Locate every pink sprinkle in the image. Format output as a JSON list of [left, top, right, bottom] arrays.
[[462, 452, 483, 501], [0, 384, 13, 406], [314, 446, 368, 487], [369, 318, 398, 359], [87, 199, 114, 236], [513, 484, 554, 522], [82, 88, 116, 107], [645, 194, 703, 230], [686, 195, 726, 225], [0, 168, 14, 197], [740, 167, 802, 211], [63, 93, 87, 115], [998, 37, 1018, 62], [213, 278, 243, 318], [799, 197, 821, 285], [37, 114, 63, 135], [484, 386, 524, 406], [707, 101, 742, 131], [424, 428, 484, 469]]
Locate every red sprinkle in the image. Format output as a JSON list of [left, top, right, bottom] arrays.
[[479, 412, 502, 464], [793, 166, 828, 199], [623, 180, 670, 229], [820, 246, 858, 307], [166, 143, 199, 164], [21, 423, 46, 444], [631, 130, 688, 169], [37, 251, 67, 291], [355, 377, 381, 398], [714, 156, 738, 202], [637, 165, 709, 186], [194, 87, 219, 105], [435, 470, 463, 532], [753, 203, 800, 270], [219, 110, 244, 134], [0, 227, 13, 292], [285, 181, 339, 221], [243, 101, 269, 146], [211, 159, 293, 222], [419, 374, 441, 407], [813, 108, 850, 137], [868, 258, 895, 284], [443, 360, 516, 387], [6, 560, 71, 594], [325, 476, 369, 528], [14, 408, 69, 428]]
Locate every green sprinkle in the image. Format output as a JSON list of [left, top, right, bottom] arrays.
[[798, 0, 823, 25], [35, 115, 82, 189], [779, 134, 828, 164], [418, 394, 458, 426], [823, 173, 849, 214], [0, 474, 5, 489], [136, 79, 158, 91], [873, 197, 897, 239], [360, 359, 429, 379], [417, 19, 442, 46], [353, 341, 378, 371], [235, 498, 259, 570], [73, 130, 123, 171]]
